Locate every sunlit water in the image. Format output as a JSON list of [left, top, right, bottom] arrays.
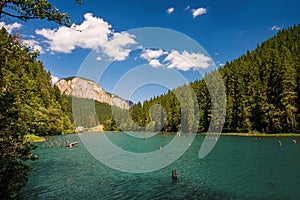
[[21, 132, 300, 199]]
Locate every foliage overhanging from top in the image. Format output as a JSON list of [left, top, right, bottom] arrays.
[[0, 0, 82, 26]]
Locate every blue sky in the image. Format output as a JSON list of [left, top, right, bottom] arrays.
[[1, 0, 300, 102]]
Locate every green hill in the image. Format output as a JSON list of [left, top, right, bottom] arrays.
[[0, 28, 73, 136], [123, 24, 300, 134]]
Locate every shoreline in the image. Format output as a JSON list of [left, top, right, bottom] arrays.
[[83, 130, 300, 137], [217, 133, 300, 137], [33, 131, 300, 142]]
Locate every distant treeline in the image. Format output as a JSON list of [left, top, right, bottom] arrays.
[[63, 96, 116, 129]]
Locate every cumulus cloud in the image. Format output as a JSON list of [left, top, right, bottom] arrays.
[[192, 7, 207, 18], [101, 32, 136, 61], [51, 75, 59, 85], [271, 25, 282, 31], [36, 13, 136, 61], [149, 59, 163, 67], [23, 39, 44, 53], [0, 22, 22, 33], [164, 50, 212, 71], [141, 49, 167, 67], [96, 56, 102, 61], [141, 49, 166, 60], [166, 7, 175, 14], [140, 49, 213, 71]]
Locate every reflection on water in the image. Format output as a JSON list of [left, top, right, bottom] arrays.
[[21, 133, 300, 199]]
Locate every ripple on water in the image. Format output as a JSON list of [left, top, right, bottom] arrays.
[[21, 133, 300, 199]]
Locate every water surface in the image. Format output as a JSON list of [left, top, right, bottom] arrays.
[[21, 133, 300, 199]]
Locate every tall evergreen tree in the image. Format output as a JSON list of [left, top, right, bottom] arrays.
[[123, 24, 300, 134], [0, 1, 82, 198]]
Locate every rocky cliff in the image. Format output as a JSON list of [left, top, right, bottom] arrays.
[[56, 77, 133, 110]]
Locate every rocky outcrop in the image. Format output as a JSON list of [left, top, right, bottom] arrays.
[[56, 77, 133, 110]]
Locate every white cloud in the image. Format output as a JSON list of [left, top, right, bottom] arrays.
[[217, 62, 225, 67], [164, 50, 212, 71], [149, 59, 163, 67], [140, 49, 213, 71], [141, 49, 166, 61], [141, 49, 167, 67], [166, 7, 175, 14], [271, 25, 282, 31], [0, 22, 22, 33], [51, 75, 59, 85], [36, 13, 136, 61], [23, 39, 44, 54], [96, 56, 102, 61], [192, 7, 207, 18], [101, 32, 136, 61], [185, 5, 190, 11]]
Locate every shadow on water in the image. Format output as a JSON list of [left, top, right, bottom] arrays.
[[21, 175, 238, 200], [98, 177, 238, 200]]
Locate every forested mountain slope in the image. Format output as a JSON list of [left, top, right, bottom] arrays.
[[218, 24, 300, 133], [126, 24, 300, 133], [0, 28, 73, 136]]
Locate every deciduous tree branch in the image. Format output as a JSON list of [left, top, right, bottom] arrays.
[[1, 10, 39, 20]]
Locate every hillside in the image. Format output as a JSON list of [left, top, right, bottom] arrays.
[[0, 28, 73, 136], [114, 24, 300, 134], [218, 24, 300, 133]]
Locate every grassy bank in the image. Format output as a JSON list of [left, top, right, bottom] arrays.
[[25, 134, 46, 143], [87, 125, 104, 132]]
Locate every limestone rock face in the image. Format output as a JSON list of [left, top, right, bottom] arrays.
[[56, 77, 133, 110]]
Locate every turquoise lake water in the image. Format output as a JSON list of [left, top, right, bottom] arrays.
[[21, 132, 300, 199]]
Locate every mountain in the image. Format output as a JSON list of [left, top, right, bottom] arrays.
[[56, 77, 133, 110]]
